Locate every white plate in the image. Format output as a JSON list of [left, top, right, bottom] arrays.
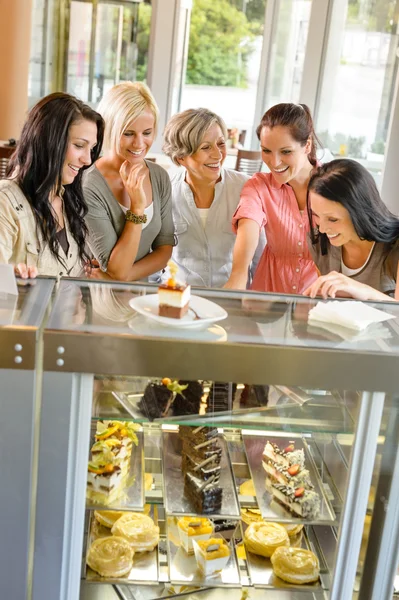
[[129, 294, 228, 329], [128, 316, 227, 341]]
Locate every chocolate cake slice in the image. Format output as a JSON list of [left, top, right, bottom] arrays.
[[138, 383, 172, 420], [182, 452, 221, 481], [172, 380, 203, 416], [184, 472, 223, 514]]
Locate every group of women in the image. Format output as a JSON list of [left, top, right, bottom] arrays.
[[1, 81, 398, 303]]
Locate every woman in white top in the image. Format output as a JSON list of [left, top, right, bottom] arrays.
[[163, 108, 263, 287]]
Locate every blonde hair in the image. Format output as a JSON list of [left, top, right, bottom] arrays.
[[97, 81, 159, 154], [163, 108, 228, 165]]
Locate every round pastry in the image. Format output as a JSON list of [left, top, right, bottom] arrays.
[[111, 512, 159, 552], [240, 508, 263, 525], [271, 546, 320, 584], [279, 522, 304, 537], [239, 479, 256, 496], [94, 510, 126, 529], [244, 522, 289, 557], [144, 473, 153, 491], [86, 536, 134, 578]]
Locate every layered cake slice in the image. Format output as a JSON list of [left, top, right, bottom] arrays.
[[193, 538, 230, 576], [180, 425, 223, 514], [262, 440, 305, 469], [158, 260, 190, 319], [184, 472, 223, 514], [177, 517, 214, 554], [263, 460, 313, 490], [271, 483, 321, 519]]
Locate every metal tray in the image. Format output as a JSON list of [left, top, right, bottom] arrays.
[[83, 506, 159, 584], [162, 428, 240, 519], [243, 522, 328, 591], [166, 517, 241, 587], [86, 429, 145, 512], [242, 431, 336, 525]]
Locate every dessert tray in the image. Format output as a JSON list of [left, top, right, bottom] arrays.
[[242, 521, 329, 590], [86, 429, 145, 512], [166, 517, 240, 587], [161, 428, 240, 519], [129, 294, 228, 329], [242, 431, 336, 525], [83, 507, 159, 584]]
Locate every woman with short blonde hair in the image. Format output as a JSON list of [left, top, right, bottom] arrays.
[[83, 81, 175, 282], [163, 108, 263, 287]]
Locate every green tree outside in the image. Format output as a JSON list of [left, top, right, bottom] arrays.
[[185, 0, 256, 87]]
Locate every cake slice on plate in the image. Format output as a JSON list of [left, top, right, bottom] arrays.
[[158, 260, 191, 319]]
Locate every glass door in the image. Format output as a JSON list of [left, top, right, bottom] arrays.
[[66, 0, 152, 105]]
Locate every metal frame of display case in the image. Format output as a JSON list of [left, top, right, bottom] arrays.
[[0, 278, 54, 600], [28, 279, 399, 600]]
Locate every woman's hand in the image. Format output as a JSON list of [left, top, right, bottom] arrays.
[[303, 271, 390, 301], [14, 263, 38, 279], [84, 259, 112, 281], [223, 274, 248, 290], [119, 161, 147, 215]]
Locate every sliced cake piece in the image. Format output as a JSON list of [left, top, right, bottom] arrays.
[[262, 440, 305, 469], [158, 260, 190, 319], [271, 483, 321, 519]]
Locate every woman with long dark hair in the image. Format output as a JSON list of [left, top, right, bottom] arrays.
[[304, 159, 399, 301], [0, 92, 104, 277], [224, 103, 319, 293]]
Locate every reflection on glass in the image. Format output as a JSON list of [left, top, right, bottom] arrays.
[[67, 1, 93, 101], [267, 0, 312, 106], [316, 0, 399, 187], [181, 0, 267, 149]]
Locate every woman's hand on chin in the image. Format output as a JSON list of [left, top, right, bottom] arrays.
[[303, 271, 390, 302], [14, 263, 38, 279], [119, 160, 147, 215]]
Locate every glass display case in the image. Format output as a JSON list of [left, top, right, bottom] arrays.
[[31, 279, 399, 600], [0, 277, 54, 600]]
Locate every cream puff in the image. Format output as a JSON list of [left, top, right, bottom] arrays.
[[244, 522, 289, 558], [278, 522, 304, 537], [86, 536, 134, 578], [271, 546, 320, 584], [94, 510, 126, 529], [111, 512, 159, 552], [239, 479, 256, 496]]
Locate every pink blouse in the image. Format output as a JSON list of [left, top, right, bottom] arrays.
[[232, 172, 318, 294]]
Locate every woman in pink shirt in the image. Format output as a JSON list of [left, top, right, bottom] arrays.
[[225, 103, 319, 293]]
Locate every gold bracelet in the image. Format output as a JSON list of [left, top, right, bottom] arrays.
[[125, 210, 147, 224]]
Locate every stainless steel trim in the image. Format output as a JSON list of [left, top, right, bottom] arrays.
[[0, 330, 37, 370], [32, 373, 94, 600], [358, 397, 399, 599], [44, 331, 399, 393], [329, 392, 385, 600]]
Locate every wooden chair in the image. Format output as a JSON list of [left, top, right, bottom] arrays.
[[235, 149, 262, 175], [0, 142, 16, 178]]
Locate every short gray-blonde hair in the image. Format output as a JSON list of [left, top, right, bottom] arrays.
[[163, 108, 228, 165], [97, 81, 159, 154]]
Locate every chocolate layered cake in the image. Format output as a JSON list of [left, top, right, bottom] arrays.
[[184, 472, 223, 514], [172, 380, 203, 416], [180, 425, 223, 514], [139, 382, 172, 420]]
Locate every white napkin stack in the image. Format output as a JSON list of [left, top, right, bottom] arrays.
[[308, 300, 395, 332]]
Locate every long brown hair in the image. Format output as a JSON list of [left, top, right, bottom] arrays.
[[256, 103, 320, 167]]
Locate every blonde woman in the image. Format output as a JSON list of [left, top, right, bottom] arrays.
[[83, 82, 175, 282], [163, 108, 264, 287]]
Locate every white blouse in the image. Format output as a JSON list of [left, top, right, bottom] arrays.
[[169, 167, 265, 287]]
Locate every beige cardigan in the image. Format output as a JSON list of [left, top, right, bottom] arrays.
[[0, 179, 83, 277]]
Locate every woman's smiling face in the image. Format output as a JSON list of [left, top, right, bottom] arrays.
[[259, 125, 311, 183], [309, 191, 359, 246]]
